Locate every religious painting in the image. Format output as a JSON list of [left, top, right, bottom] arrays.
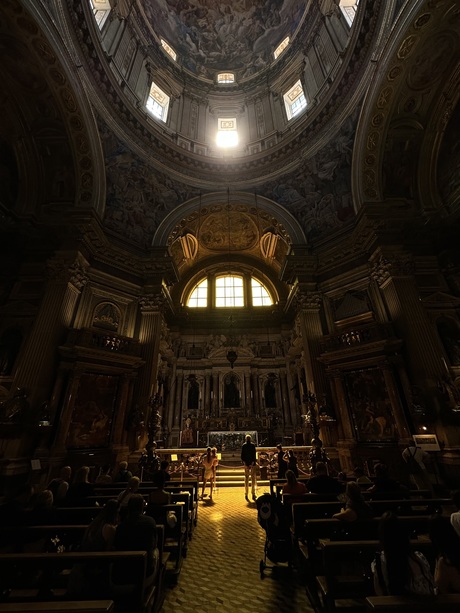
[[344, 368, 397, 442], [66, 373, 118, 448]]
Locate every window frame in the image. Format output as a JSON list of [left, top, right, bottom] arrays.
[[185, 273, 275, 309], [283, 80, 307, 121], [146, 81, 170, 123]]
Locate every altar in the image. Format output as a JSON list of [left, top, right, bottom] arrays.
[[207, 430, 258, 450]]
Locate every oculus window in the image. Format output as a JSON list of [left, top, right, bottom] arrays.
[[284, 80, 307, 120], [274, 36, 290, 59], [186, 274, 274, 308], [90, 0, 111, 28], [217, 73, 235, 84], [216, 118, 238, 148], [161, 39, 177, 61], [146, 82, 170, 122]]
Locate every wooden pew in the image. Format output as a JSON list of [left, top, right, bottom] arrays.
[[0, 551, 154, 613], [0, 603, 114, 612], [365, 594, 460, 612], [291, 499, 452, 541], [0, 525, 87, 553], [299, 516, 431, 577], [146, 503, 185, 583], [0, 525, 168, 613], [316, 539, 434, 613]]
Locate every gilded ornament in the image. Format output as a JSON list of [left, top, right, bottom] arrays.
[[397, 35, 417, 60], [414, 14, 431, 29]]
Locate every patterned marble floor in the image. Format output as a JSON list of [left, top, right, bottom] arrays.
[[160, 485, 314, 613]]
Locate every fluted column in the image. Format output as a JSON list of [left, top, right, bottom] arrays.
[[369, 251, 445, 381], [244, 372, 252, 416], [212, 372, 218, 416], [381, 363, 411, 441], [279, 368, 291, 426], [174, 372, 184, 428], [53, 368, 84, 453], [295, 291, 328, 399], [167, 359, 177, 433], [330, 370, 354, 440], [112, 374, 132, 449], [13, 253, 88, 408], [136, 294, 164, 418], [251, 370, 260, 417], [204, 371, 211, 416]]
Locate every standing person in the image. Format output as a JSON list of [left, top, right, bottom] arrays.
[[286, 449, 299, 477], [241, 434, 257, 502], [211, 447, 219, 495], [276, 444, 288, 478], [402, 442, 432, 492], [200, 447, 215, 501]]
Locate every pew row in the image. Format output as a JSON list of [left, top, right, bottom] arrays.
[[0, 551, 154, 613], [315, 539, 434, 613], [0, 603, 114, 612], [365, 594, 460, 612]]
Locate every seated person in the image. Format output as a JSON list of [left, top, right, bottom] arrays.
[[147, 470, 172, 506], [353, 466, 372, 485], [371, 512, 434, 596], [367, 463, 408, 498], [117, 476, 140, 519], [25, 489, 57, 526], [112, 461, 132, 483], [65, 466, 95, 507], [282, 469, 307, 497], [160, 460, 172, 482], [114, 494, 158, 586], [332, 481, 374, 522], [430, 514, 460, 594], [81, 499, 119, 552], [306, 462, 342, 495], [450, 490, 460, 538], [47, 466, 72, 505]]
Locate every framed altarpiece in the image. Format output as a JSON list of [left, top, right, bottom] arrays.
[[344, 367, 398, 442]]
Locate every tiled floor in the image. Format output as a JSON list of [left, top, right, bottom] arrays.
[[160, 486, 314, 613]]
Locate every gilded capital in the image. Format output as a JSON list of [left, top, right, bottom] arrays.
[[139, 293, 165, 312], [295, 291, 322, 310], [370, 253, 415, 285], [47, 257, 88, 289]]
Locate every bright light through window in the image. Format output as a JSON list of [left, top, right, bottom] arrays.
[[216, 118, 238, 148], [146, 81, 170, 122], [274, 36, 290, 59], [284, 80, 307, 120], [251, 279, 273, 306], [217, 73, 235, 84], [216, 276, 244, 307], [187, 279, 208, 307], [161, 39, 177, 61], [340, 0, 359, 27], [90, 0, 111, 28]]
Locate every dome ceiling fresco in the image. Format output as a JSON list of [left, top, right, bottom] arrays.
[[140, 0, 308, 80]]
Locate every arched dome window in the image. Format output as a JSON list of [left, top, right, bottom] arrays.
[[186, 274, 274, 308]]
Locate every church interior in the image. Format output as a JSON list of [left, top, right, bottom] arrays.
[[1, 0, 460, 610]]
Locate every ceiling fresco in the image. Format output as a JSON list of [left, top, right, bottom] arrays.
[[140, 0, 308, 80], [102, 109, 357, 249]]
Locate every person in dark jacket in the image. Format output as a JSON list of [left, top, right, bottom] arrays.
[[241, 434, 257, 502], [276, 444, 288, 479]]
